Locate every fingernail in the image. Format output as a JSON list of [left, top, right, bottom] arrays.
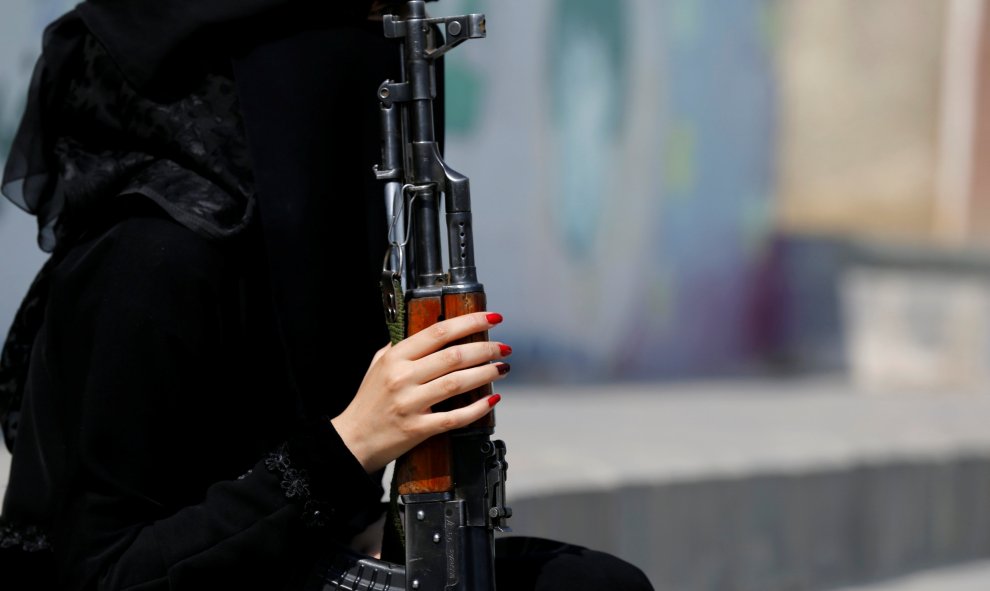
[[486, 313, 503, 325], [498, 344, 512, 357], [488, 394, 502, 407], [497, 363, 511, 376]]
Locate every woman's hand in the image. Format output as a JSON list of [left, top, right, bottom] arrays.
[[331, 312, 511, 473]]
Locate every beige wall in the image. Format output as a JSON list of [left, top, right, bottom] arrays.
[[776, 0, 947, 240], [969, 4, 990, 241]]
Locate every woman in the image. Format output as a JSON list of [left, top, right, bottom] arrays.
[[0, 1, 652, 589]]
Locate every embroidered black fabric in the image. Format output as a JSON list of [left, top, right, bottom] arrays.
[[52, 32, 255, 247], [0, 518, 51, 553], [0, 258, 51, 452], [264, 443, 333, 529]]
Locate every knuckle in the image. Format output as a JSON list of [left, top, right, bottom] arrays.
[[400, 419, 424, 439], [383, 367, 410, 392], [438, 375, 461, 396], [428, 323, 449, 341], [440, 347, 463, 366], [378, 351, 397, 371], [438, 414, 459, 432], [387, 400, 408, 420]]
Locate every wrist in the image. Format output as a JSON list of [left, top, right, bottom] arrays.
[[330, 413, 375, 473]]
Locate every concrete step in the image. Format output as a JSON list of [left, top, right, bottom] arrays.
[[493, 378, 990, 591], [833, 559, 990, 591], [4, 377, 990, 591]]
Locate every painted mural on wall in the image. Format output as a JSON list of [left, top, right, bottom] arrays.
[[546, 0, 627, 261], [438, 0, 778, 380]]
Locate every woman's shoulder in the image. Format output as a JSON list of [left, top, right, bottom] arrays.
[[51, 199, 241, 311]]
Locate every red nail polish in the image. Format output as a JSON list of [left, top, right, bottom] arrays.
[[497, 363, 511, 376], [486, 313, 503, 325], [488, 394, 502, 407], [499, 344, 512, 357]]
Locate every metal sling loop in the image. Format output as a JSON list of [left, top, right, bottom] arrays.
[[382, 183, 435, 279], [381, 183, 435, 324]]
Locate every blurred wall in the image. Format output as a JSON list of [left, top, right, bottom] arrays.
[[776, 0, 946, 240], [438, 0, 779, 381], [964, 1, 990, 242], [2, 0, 978, 383], [0, 1, 72, 336]]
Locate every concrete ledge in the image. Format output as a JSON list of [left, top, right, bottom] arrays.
[[4, 378, 990, 590], [835, 559, 990, 591], [493, 379, 990, 590], [505, 457, 990, 591]]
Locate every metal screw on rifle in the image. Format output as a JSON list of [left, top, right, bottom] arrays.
[[416, 510, 425, 521], [433, 533, 441, 543], [448, 20, 462, 36], [412, 580, 420, 590], [380, 88, 390, 99]]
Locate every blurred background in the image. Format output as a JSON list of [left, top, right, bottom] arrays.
[[4, 0, 990, 589]]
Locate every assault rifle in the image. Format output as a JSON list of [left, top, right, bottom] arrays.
[[312, 2, 510, 589]]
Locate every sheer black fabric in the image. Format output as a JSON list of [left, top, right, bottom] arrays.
[[1, 14, 85, 252], [0, 6, 261, 255]]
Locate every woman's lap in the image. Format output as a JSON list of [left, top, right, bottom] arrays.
[[495, 536, 653, 591]]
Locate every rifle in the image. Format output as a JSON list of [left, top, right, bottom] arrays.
[[313, 2, 510, 589]]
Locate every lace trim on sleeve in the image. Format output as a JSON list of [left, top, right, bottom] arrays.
[[0, 518, 52, 552], [263, 442, 332, 528]]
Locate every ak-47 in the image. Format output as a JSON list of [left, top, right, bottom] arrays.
[[314, 2, 510, 589]]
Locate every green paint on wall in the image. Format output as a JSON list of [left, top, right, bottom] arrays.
[[548, 0, 628, 137], [463, 0, 485, 14], [670, 0, 701, 45], [664, 121, 696, 195], [445, 62, 483, 136], [757, 1, 781, 53], [439, 0, 487, 136]]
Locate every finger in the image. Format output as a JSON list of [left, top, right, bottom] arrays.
[[412, 340, 511, 384], [418, 362, 509, 408], [420, 393, 502, 436], [392, 312, 503, 360]]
